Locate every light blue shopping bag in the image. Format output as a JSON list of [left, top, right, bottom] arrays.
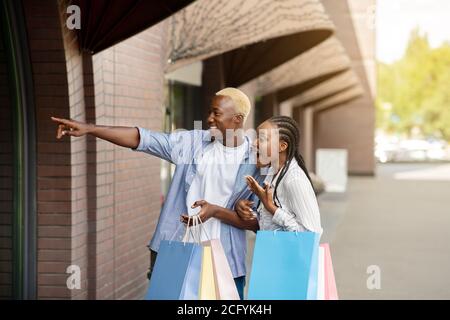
[[145, 240, 202, 300], [247, 231, 320, 300]]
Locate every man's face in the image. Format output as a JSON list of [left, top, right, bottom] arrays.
[[207, 95, 242, 140]]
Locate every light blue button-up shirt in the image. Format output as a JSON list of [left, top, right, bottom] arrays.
[[131, 127, 262, 278]]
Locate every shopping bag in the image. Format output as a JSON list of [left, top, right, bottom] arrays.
[[198, 244, 217, 300], [247, 231, 320, 300], [317, 245, 325, 300], [180, 242, 203, 299], [194, 216, 239, 300], [147, 215, 238, 300], [190, 215, 239, 300], [204, 239, 240, 300], [145, 239, 202, 300], [322, 243, 339, 300]]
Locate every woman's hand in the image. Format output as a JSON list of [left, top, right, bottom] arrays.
[[180, 200, 218, 226], [245, 176, 278, 215], [235, 199, 256, 221], [245, 176, 265, 198]]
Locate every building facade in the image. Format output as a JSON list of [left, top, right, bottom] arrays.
[[0, 0, 375, 299]]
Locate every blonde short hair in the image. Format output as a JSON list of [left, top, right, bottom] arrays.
[[215, 87, 251, 123]]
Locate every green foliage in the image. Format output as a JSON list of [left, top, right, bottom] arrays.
[[377, 28, 450, 141]]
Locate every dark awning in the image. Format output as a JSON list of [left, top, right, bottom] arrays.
[[72, 0, 194, 54], [300, 84, 359, 109], [310, 86, 364, 112], [290, 69, 361, 107], [276, 69, 348, 103], [254, 37, 352, 102], [166, 0, 334, 87]]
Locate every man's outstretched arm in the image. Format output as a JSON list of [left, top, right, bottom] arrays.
[[51, 117, 140, 149]]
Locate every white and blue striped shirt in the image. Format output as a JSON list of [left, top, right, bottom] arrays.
[[257, 158, 323, 234]]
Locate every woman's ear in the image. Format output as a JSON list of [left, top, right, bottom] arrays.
[[279, 140, 288, 153]]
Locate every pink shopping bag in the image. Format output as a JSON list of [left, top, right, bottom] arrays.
[[320, 243, 339, 300]]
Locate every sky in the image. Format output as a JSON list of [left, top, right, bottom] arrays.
[[376, 0, 450, 63]]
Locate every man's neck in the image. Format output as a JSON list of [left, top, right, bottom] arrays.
[[221, 130, 245, 148]]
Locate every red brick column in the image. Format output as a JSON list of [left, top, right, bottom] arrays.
[[22, 0, 75, 299], [91, 20, 168, 299]]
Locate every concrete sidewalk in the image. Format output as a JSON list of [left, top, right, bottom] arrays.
[[245, 163, 450, 299]]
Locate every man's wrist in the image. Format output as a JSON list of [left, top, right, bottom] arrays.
[[86, 123, 96, 134], [211, 204, 220, 217]]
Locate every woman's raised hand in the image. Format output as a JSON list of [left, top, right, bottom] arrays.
[[245, 176, 278, 215], [245, 175, 264, 196]]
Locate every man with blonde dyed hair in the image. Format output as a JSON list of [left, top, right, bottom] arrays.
[[51, 87, 263, 299], [215, 87, 251, 124]]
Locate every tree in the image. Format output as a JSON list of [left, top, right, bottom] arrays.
[[377, 28, 450, 141]]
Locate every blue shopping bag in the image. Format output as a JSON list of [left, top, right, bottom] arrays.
[[247, 231, 320, 300], [145, 240, 202, 300]]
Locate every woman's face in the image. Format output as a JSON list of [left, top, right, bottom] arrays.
[[253, 121, 279, 168]]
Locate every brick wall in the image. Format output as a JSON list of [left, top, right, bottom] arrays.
[[59, 0, 90, 300], [22, 0, 166, 299], [91, 20, 167, 300], [23, 0, 75, 299], [317, 0, 376, 175]]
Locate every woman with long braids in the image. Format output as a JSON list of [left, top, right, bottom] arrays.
[[236, 116, 322, 233]]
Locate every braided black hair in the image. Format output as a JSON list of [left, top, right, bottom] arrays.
[[268, 116, 313, 208]]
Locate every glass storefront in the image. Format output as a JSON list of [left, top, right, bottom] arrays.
[[160, 80, 202, 202], [0, 0, 36, 300]]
